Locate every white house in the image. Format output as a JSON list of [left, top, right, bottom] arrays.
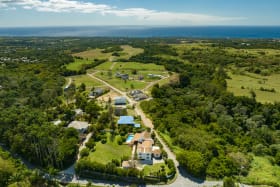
[[137, 139, 154, 160]]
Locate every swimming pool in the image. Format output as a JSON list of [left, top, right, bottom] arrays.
[[126, 134, 134, 143]]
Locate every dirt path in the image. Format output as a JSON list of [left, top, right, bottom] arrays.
[[86, 73, 224, 187], [110, 62, 117, 70], [142, 75, 169, 92], [65, 77, 72, 89], [77, 132, 93, 160]]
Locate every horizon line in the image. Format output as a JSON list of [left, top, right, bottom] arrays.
[[1, 25, 280, 29]]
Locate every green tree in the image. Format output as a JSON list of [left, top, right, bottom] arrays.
[[177, 151, 206, 177]]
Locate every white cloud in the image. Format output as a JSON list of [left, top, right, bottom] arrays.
[[0, 2, 7, 8], [1, 0, 245, 25]]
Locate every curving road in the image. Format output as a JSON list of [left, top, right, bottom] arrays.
[[87, 73, 224, 187]]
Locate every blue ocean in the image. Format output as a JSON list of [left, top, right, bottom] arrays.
[[0, 26, 280, 38]]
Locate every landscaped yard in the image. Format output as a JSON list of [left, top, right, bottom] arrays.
[[226, 72, 280, 103], [242, 156, 280, 185], [88, 133, 131, 164], [143, 163, 170, 176]]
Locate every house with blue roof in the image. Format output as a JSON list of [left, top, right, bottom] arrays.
[[117, 116, 141, 128], [114, 96, 127, 105], [118, 116, 135, 125]]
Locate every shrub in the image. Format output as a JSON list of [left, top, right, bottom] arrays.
[[275, 152, 280, 166], [223, 177, 236, 187], [80, 148, 90, 158]]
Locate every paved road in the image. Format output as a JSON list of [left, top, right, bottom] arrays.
[[87, 73, 224, 187]]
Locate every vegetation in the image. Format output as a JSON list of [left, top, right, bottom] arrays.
[[137, 39, 280, 185], [87, 133, 131, 164], [0, 148, 58, 187], [1, 37, 280, 186]]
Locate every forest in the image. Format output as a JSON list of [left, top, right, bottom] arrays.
[[1, 37, 280, 186]]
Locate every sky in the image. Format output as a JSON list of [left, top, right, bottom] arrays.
[[0, 0, 280, 27]]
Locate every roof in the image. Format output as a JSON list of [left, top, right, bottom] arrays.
[[117, 116, 135, 125], [134, 124, 141, 128], [137, 139, 154, 154], [153, 149, 162, 155], [68, 121, 89, 130], [114, 96, 127, 105], [132, 131, 151, 142]]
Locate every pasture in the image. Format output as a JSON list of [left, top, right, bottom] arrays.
[[227, 72, 280, 103]]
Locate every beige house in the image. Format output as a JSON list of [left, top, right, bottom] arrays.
[[132, 131, 161, 161]]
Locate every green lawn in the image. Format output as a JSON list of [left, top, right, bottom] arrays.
[[95, 71, 148, 91], [242, 156, 280, 185], [66, 58, 92, 71], [68, 75, 104, 91], [226, 72, 280, 103], [88, 133, 131, 164], [143, 163, 170, 176]]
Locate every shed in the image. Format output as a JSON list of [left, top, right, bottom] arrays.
[[134, 124, 141, 128]]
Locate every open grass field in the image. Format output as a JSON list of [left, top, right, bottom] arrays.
[[226, 48, 280, 58], [72, 48, 113, 60], [242, 156, 280, 185], [119, 45, 144, 59], [94, 61, 114, 70], [88, 133, 131, 164], [226, 72, 280, 103], [68, 75, 105, 91], [72, 45, 143, 62], [143, 163, 170, 176], [66, 58, 92, 71], [112, 62, 165, 71], [95, 71, 148, 91]]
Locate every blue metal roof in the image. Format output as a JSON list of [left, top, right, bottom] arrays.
[[118, 116, 135, 125], [114, 96, 126, 105]]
